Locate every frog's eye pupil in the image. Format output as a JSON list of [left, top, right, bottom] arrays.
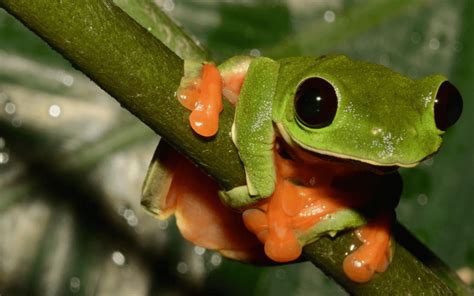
[[294, 78, 338, 128], [434, 81, 463, 131]]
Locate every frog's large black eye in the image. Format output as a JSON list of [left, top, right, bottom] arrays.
[[434, 81, 463, 131], [294, 78, 338, 128]]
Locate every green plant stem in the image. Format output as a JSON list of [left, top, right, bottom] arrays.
[[0, 1, 470, 295]]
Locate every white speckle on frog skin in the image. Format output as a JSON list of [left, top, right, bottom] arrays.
[[371, 127, 382, 136], [422, 91, 433, 108], [370, 131, 403, 160]]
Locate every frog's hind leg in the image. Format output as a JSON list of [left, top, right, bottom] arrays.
[[342, 211, 394, 283], [142, 141, 265, 262]]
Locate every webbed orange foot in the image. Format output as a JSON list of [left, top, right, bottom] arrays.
[[343, 211, 393, 283], [243, 176, 344, 262], [177, 63, 223, 137]]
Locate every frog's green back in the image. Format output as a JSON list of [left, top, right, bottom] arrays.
[[273, 55, 446, 167]]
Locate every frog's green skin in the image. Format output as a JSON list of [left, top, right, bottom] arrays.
[[220, 55, 446, 208]]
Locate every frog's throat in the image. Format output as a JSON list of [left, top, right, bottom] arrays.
[[275, 123, 420, 169]]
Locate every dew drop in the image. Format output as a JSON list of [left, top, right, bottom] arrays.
[[194, 246, 206, 256], [324, 10, 336, 23], [61, 74, 74, 87], [70, 277, 81, 293], [417, 194, 428, 206], [4, 102, 16, 115], [158, 219, 169, 230], [177, 262, 189, 274], [428, 38, 440, 50], [162, 0, 175, 12], [210, 253, 222, 267], [123, 208, 138, 227], [11, 117, 22, 127], [48, 104, 61, 118], [111, 251, 126, 266], [249, 48, 261, 57], [0, 152, 9, 164]]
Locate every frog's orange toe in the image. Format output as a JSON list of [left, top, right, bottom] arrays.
[[264, 234, 302, 262], [189, 107, 219, 137], [342, 252, 376, 283], [342, 212, 392, 283], [177, 63, 223, 137], [243, 209, 269, 243]]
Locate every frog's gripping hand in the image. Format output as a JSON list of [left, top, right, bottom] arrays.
[[220, 57, 280, 208]]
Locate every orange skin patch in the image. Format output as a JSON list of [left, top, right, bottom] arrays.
[[222, 72, 246, 105], [177, 64, 247, 136], [164, 154, 266, 262], [343, 212, 393, 283], [177, 63, 223, 137], [242, 149, 392, 281]]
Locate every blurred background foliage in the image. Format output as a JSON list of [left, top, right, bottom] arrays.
[[0, 0, 473, 295]]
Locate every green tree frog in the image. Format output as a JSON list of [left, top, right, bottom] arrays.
[[141, 55, 462, 283]]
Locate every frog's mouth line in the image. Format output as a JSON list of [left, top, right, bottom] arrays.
[[274, 123, 424, 171], [276, 137, 399, 175]]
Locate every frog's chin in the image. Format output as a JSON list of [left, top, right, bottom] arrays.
[[275, 124, 416, 174]]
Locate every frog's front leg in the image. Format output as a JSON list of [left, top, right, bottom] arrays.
[[221, 57, 281, 208], [177, 56, 280, 208]]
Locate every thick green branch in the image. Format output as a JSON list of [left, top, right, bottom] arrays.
[[0, 0, 244, 190], [0, 0, 470, 295]]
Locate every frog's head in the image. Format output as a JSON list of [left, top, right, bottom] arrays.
[[274, 55, 463, 168]]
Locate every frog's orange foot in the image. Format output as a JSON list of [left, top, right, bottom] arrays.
[[243, 176, 346, 263], [243, 207, 302, 262], [177, 63, 223, 137], [343, 212, 393, 283]]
